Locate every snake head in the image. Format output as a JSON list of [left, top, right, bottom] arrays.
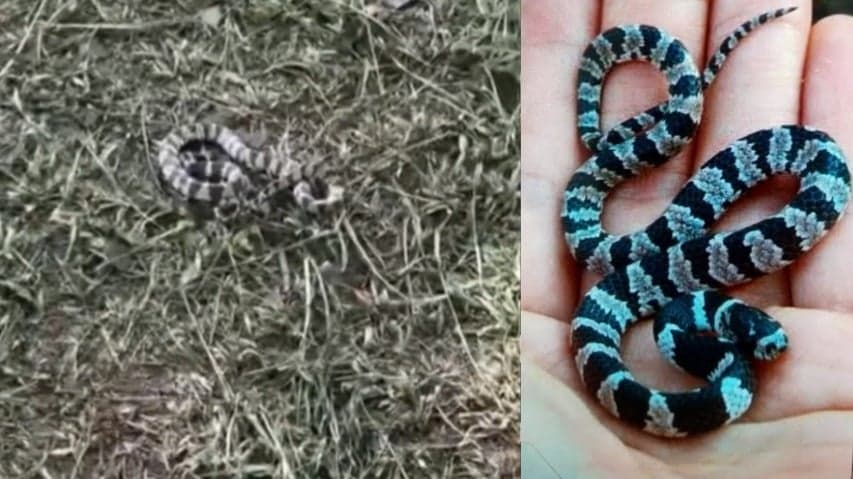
[[753, 327, 788, 360], [725, 303, 788, 361]]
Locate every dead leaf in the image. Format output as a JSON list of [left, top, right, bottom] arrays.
[[180, 252, 202, 285], [354, 288, 374, 306], [197, 6, 222, 27]]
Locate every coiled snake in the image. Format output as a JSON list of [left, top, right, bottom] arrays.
[[155, 123, 341, 219], [562, 7, 851, 436]]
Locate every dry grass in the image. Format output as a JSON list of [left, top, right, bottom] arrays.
[[0, 1, 519, 477]]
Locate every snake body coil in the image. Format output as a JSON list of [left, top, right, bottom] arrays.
[[563, 7, 851, 436], [156, 123, 334, 218]]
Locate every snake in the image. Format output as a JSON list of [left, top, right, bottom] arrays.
[[155, 123, 339, 218], [562, 7, 851, 436]]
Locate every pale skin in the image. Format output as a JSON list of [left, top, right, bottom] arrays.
[[521, 0, 853, 477]]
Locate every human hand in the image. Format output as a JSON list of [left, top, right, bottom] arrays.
[[520, 0, 853, 477]]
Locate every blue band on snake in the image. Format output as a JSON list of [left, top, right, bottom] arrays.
[[562, 7, 852, 437]]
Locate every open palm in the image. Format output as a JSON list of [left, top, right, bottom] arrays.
[[520, 0, 853, 477]]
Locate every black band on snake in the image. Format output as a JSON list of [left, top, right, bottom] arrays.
[[562, 7, 852, 437]]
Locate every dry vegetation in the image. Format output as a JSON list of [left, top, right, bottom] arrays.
[[0, 1, 519, 477]]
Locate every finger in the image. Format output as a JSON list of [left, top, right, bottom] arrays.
[[631, 410, 853, 478], [523, 307, 853, 439], [614, 307, 853, 423], [791, 14, 853, 312], [745, 307, 853, 420], [520, 0, 598, 320], [520, 310, 575, 384], [579, 0, 709, 294], [522, 311, 721, 447], [524, 321, 853, 477], [694, 0, 812, 307], [520, 354, 656, 477], [521, 311, 671, 445]]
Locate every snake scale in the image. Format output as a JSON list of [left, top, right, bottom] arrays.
[[155, 123, 339, 219], [562, 7, 851, 436]]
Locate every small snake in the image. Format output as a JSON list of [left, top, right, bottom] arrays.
[[155, 123, 340, 218], [562, 7, 851, 436]]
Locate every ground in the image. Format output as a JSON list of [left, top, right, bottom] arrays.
[[0, 1, 519, 477]]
